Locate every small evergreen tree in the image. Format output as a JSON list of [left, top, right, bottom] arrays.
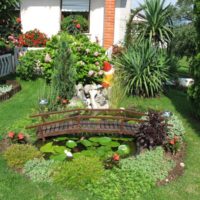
[[52, 41, 76, 100]]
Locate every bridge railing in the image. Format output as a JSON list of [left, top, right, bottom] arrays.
[[26, 109, 148, 140]]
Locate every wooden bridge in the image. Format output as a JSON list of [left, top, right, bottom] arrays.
[[26, 109, 148, 141]]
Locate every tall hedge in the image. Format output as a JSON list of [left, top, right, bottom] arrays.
[[188, 0, 200, 118]]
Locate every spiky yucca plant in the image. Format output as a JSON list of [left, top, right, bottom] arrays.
[[115, 40, 169, 97]]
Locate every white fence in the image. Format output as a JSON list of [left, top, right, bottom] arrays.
[[0, 54, 15, 78]]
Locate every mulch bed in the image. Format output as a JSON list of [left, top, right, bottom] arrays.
[[0, 80, 21, 102], [158, 143, 186, 186]]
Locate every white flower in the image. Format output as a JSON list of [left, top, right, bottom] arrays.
[[64, 150, 73, 158], [88, 70, 95, 77], [180, 162, 185, 168], [94, 52, 99, 57]]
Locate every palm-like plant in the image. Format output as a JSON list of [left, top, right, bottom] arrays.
[[126, 0, 173, 46], [115, 40, 169, 97]]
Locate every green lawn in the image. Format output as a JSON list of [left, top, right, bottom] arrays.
[[0, 79, 200, 199]]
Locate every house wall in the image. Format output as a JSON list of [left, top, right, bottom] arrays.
[[89, 0, 105, 46], [20, 0, 61, 37], [114, 0, 131, 44]]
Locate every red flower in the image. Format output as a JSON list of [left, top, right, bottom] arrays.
[[103, 61, 112, 72], [16, 18, 21, 23], [8, 132, 15, 139], [62, 99, 68, 104], [18, 133, 24, 140], [76, 24, 81, 29], [169, 139, 175, 145], [113, 153, 120, 161]]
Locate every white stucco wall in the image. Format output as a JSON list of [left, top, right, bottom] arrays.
[[114, 0, 131, 44], [20, 0, 61, 38], [89, 0, 105, 46]]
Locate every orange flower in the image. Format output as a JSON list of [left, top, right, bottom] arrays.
[[101, 82, 110, 88]]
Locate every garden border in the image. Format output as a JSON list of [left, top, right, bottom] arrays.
[[0, 80, 21, 102]]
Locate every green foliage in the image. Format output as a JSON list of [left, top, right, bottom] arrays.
[[117, 144, 131, 156], [17, 49, 55, 82], [126, 0, 173, 46], [53, 156, 105, 190], [170, 24, 197, 57], [40, 142, 67, 161], [61, 15, 88, 34], [23, 158, 59, 183], [51, 40, 76, 100], [3, 144, 42, 169], [194, 0, 200, 46], [0, 0, 21, 40], [87, 147, 174, 200], [115, 40, 169, 97], [66, 140, 77, 148], [167, 114, 185, 140], [188, 53, 200, 118], [173, 0, 194, 21]]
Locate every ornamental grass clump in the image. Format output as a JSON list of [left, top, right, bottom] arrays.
[[115, 40, 169, 97], [3, 144, 42, 169]]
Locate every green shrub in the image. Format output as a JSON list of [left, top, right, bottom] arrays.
[[3, 144, 43, 169], [115, 40, 169, 97], [47, 33, 108, 85], [17, 48, 55, 81], [188, 53, 200, 118], [51, 40, 76, 100], [53, 156, 105, 189], [23, 158, 59, 183], [87, 147, 174, 200], [166, 114, 185, 141], [61, 15, 89, 34]]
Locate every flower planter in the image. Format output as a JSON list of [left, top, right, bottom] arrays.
[[0, 80, 21, 102]]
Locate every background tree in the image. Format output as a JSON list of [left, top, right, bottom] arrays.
[[173, 0, 194, 21], [125, 0, 173, 47]]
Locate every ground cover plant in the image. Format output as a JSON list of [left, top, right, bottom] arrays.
[[0, 79, 199, 199]]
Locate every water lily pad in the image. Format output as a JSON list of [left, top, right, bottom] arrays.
[[66, 140, 77, 148], [89, 137, 99, 143], [109, 141, 120, 147], [50, 153, 66, 161], [53, 145, 67, 154], [117, 144, 130, 156], [80, 139, 93, 147], [40, 142, 54, 153], [98, 137, 112, 145]]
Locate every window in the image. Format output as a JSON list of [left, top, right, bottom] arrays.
[[62, 0, 90, 12]]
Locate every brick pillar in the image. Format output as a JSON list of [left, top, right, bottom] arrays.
[[103, 0, 116, 48]]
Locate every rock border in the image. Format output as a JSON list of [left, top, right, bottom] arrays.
[[0, 80, 21, 102]]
